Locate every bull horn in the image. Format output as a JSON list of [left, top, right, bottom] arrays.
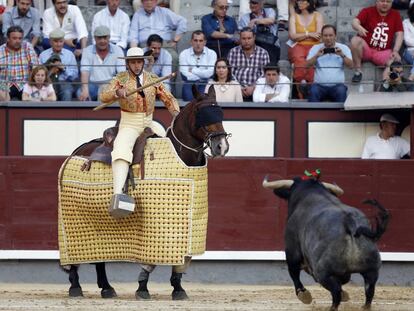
[[322, 182, 344, 196], [262, 176, 294, 189]]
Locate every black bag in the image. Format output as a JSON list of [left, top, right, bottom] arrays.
[[250, 11, 278, 46], [255, 24, 278, 45]]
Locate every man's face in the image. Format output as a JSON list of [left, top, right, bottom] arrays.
[[17, 0, 31, 15], [214, 0, 229, 18], [265, 69, 279, 86], [107, 0, 120, 12], [249, 0, 262, 14], [95, 36, 110, 51], [142, 0, 157, 12], [51, 38, 64, 52], [148, 41, 161, 59], [322, 27, 336, 47], [381, 121, 397, 138], [128, 59, 144, 75], [240, 31, 255, 50], [191, 33, 206, 54], [376, 0, 392, 14], [7, 31, 23, 50], [54, 0, 68, 15]]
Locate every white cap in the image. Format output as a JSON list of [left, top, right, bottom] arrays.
[[380, 113, 399, 124]]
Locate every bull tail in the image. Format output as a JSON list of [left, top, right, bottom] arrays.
[[353, 199, 390, 242]]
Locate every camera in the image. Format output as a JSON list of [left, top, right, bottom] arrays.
[[389, 71, 399, 80], [323, 47, 336, 54]]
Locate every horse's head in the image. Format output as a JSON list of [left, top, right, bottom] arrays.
[[169, 85, 230, 163]]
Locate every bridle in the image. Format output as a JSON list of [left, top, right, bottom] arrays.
[[166, 104, 230, 155]]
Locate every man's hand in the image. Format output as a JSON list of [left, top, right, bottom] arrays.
[[335, 47, 346, 58], [391, 51, 401, 62], [316, 47, 325, 57], [79, 88, 90, 101], [116, 88, 127, 98], [242, 85, 255, 97], [74, 49, 82, 58], [357, 25, 368, 37]]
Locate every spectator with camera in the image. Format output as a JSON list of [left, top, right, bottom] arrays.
[[350, 0, 403, 83], [379, 60, 414, 92], [143, 34, 173, 92], [2, 0, 41, 49], [202, 0, 238, 58], [42, 0, 88, 57], [39, 28, 78, 101], [238, 0, 280, 64], [306, 24, 353, 102], [253, 62, 290, 103]]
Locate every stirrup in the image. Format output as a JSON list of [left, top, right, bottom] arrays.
[[109, 194, 135, 218]]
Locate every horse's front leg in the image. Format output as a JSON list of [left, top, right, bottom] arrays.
[[135, 264, 155, 300], [171, 257, 191, 300], [68, 265, 83, 297], [95, 262, 117, 298]]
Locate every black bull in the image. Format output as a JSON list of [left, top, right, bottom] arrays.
[[263, 177, 389, 311]]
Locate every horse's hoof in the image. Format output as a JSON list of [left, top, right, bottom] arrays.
[[101, 287, 117, 298], [296, 288, 312, 304], [69, 287, 83, 298], [135, 290, 151, 300], [172, 289, 189, 300], [341, 290, 350, 302]]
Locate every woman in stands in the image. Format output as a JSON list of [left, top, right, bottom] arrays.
[[205, 58, 243, 102], [288, 0, 323, 99], [22, 65, 57, 101], [403, 1, 414, 80]]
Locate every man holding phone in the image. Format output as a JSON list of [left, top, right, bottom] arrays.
[[306, 24, 353, 102]]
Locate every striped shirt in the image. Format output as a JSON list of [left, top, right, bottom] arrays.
[[0, 42, 39, 91], [228, 45, 270, 86]]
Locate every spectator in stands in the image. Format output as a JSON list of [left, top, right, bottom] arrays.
[[276, 0, 291, 31], [42, 0, 88, 57], [129, 0, 187, 68], [205, 58, 243, 103], [288, 0, 323, 99], [379, 60, 414, 91], [144, 34, 172, 91], [2, 0, 41, 49], [306, 24, 353, 102], [22, 65, 56, 101], [202, 0, 238, 58], [92, 0, 130, 52], [362, 113, 410, 159], [238, 0, 280, 64], [78, 26, 125, 101], [39, 28, 78, 101], [403, 1, 414, 80], [350, 0, 403, 83], [0, 26, 39, 101], [179, 30, 217, 101], [228, 27, 270, 101], [253, 62, 290, 103]]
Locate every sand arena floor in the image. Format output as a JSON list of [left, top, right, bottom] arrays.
[[0, 282, 413, 311]]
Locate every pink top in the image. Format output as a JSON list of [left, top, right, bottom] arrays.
[[22, 84, 56, 101]]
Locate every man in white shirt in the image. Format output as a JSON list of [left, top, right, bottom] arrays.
[[362, 113, 410, 159], [253, 63, 290, 103], [92, 0, 130, 51], [42, 0, 88, 57], [179, 30, 217, 101]]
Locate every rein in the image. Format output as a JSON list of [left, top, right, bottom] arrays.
[[167, 115, 207, 154]]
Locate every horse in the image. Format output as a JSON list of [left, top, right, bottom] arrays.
[[60, 85, 230, 300]]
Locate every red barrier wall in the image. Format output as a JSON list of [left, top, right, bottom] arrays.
[[1, 157, 413, 252]]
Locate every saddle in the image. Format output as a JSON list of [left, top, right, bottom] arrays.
[[80, 126, 157, 182]]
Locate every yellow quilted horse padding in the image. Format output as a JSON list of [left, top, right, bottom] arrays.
[[58, 138, 208, 266]]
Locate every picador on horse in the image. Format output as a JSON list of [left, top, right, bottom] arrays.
[[58, 47, 230, 300]]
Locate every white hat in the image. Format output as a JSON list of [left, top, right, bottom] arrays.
[[380, 113, 399, 124], [119, 47, 152, 59]]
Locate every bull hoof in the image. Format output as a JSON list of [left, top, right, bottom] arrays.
[[69, 287, 83, 298], [296, 288, 312, 304], [362, 303, 372, 310], [172, 289, 189, 300], [101, 287, 117, 298], [341, 290, 350, 302], [135, 289, 151, 300]]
